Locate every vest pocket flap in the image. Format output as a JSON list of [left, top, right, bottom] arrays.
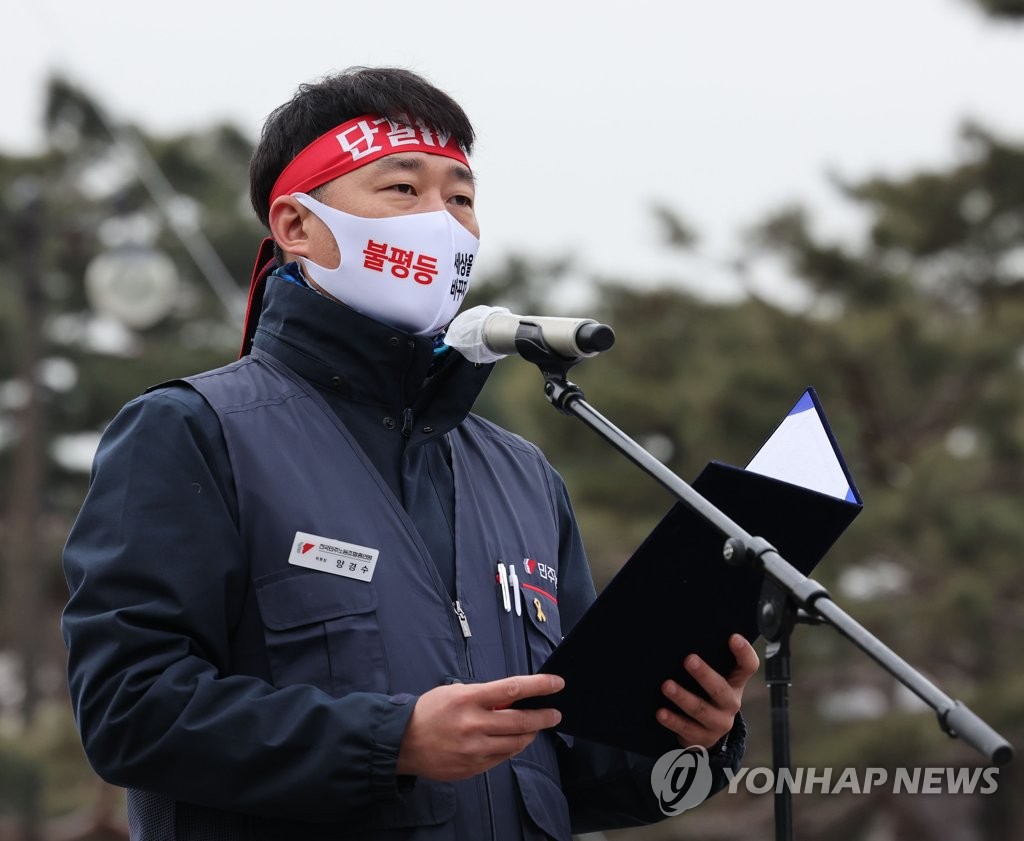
[[510, 757, 572, 841], [255, 572, 377, 630], [521, 584, 562, 647]]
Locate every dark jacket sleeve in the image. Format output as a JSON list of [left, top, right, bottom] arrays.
[[548, 472, 747, 832], [61, 386, 416, 822]]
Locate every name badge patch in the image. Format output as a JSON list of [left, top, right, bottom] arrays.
[[288, 531, 379, 582]]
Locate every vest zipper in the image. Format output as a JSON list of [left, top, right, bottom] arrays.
[[401, 407, 414, 438], [452, 598, 493, 840], [453, 599, 472, 637]]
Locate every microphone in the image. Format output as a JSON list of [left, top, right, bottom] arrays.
[[446, 306, 615, 363]]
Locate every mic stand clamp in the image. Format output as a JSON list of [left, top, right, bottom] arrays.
[[725, 536, 826, 841], [513, 323, 587, 414]]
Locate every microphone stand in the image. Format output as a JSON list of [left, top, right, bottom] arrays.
[[512, 326, 1013, 841]]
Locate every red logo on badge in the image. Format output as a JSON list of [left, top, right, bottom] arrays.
[[301, 542, 315, 554], [524, 558, 538, 575]]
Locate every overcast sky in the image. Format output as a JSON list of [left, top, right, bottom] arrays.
[[6, 0, 1024, 306]]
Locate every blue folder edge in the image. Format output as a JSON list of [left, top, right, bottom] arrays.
[[803, 386, 862, 505]]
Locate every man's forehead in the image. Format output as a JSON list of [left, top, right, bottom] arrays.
[[365, 152, 475, 185]]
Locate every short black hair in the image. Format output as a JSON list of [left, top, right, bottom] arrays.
[[249, 66, 475, 228]]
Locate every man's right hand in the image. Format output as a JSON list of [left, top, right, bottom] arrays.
[[395, 674, 565, 781]]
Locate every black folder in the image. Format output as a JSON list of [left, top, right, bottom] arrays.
[[515, 388, 863, 758]]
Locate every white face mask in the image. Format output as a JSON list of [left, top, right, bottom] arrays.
[[292, 193, 479, 336]]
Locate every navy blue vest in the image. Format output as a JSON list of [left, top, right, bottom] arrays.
[[185, 349, 572, 841]]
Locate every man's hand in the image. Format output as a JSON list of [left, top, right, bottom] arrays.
[[656, 633, 760, 749], [396, 674, 564, 781]]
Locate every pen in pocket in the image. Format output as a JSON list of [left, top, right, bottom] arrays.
[[508, 565, 522, 616], [496, 561, 511, 612]]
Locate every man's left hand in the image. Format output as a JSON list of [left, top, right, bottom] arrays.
[[656, 633, 760, 749]]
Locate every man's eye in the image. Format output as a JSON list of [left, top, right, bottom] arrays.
[[450, 194, 474, 207], [392, 183, 416, 195]]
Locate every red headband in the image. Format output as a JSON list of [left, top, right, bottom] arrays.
[[268, 113, 471, 205]]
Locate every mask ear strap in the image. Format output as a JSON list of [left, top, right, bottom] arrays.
[[240, 237, 277, 358]]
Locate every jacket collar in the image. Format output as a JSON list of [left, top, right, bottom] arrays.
[[250, 275, 493, 423]]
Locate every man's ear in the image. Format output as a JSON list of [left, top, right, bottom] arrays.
[[268, 196, 314, 258]]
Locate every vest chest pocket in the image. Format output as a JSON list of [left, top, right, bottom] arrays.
[[520, 583, 562, 675], [254, 571, 388, 696]]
